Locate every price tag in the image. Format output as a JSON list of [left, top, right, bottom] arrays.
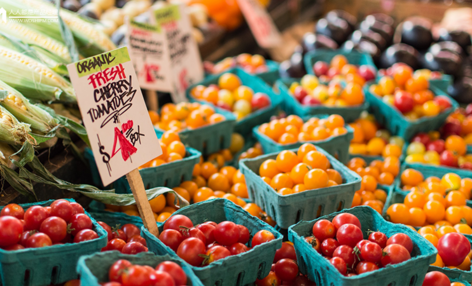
[[151, 3, 204, 103], [237, 0, 282, 48], [67, 47, 162, 186], [125, 18, 173, 93]]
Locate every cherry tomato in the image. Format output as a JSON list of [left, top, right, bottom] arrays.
[[274, 259, 299, 281], [121, 241, 146, 254], [0, 216, 23, 247], [440, 150, 459, 167], [154, 270, 176, 286], [0, 204, 24, 219], [394, 90, 414, 113], [238, 225, 250, 244], [98, 221, 113, 241], [196, 222, 215, 245], [121, 265, 152, 286], [228, 242, 249, 255], [355, 261, 379, 274], [437, 233, 471, 266], [70, 203, 84, 215], [291, 275, 316, 286], [176, 237, 206, 266], [24, 206, 48, 231], [204, 245, 231, 265], [25, 233, 52, 248], [305, 236, 320, 253], [112, 229, 127, 241], [329, 257, 347, 275], [333, 245, 356, 266], [163, 215, 193, 232], [252, 230, 275, 247], [156, 261, 187, 286], [332, 213, 361, 229], [129, 235, 147, 246], [4, 244, 24, 250], [368, 231, 387, 248], [312, 219, 336, 242], [426, 140, 445, 154], [274, 242, 297, 262], [109, 259, 131, 282], [336, 224, 363, 248], [39, 216, 67, 243], [50, 199, 73, 223], [256, 271, 281, 286], [321, 238, 339, 257], [360, 241, 382, 263], [159, 229, 183, 252], [214, 221, 240, 246], [73, 229, 98, 243], [19, 230, 35, 246], [69, 214, 93, 236], [182, 227, 206, 245], [121, 224, 141, 241], [380, 244, 411, 266], [106, 238, 126, 252], [387, 233, 413, 253], [422, 271, 450, 286]]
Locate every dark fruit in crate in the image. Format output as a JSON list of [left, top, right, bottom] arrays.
[[438, 29, 472, 54], [63, 0, 81, 12], [111, 26, 126, 46], [77, 5, 99, 20], [326, 10, 357, 32], [423, 51, 462, 76], [360, 17, 394, 44], [441, 121, 461, 138], [342, 40, 381, 64], [368, 13, 394, 27], [429, 41, 463, 57], [401, 18, 433, 51], [380, 44, 420, 70], [301, 33, 338, 53], [448, 77, 472, 104], [315, 18, 350, 46], [279, 53, 306, 78], [350, 30, 387, 51]]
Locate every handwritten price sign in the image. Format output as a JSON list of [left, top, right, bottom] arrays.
[[67, 47, 162, 186], [237, 0, 282, 48]]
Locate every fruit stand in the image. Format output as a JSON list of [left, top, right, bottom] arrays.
[[2, 0, 472, 285]]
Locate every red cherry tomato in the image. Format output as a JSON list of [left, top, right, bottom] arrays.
[[252, 230, 275, 247], [312, 219, 336, 242], [380, 244, 411, 266], [256, 271, 281, 286], [422, 271, 450, 286], [368, 231, 387, 248], [73, 229, 98, 243], [121, 224, 141, 241], [0, 216, 23, 247], [426, 140, 445, 154], [69, 214, 92, 236], [0, 204, 24, 219], [203, 245, 231, 265], [437, 233, 471, 266], [106, 238, 127, 252], [274, 258, 299, 281], [182, 227, 206, 245], [329, 257, 347, 275], [163, 215, 193, 232], [159, 229, 184, 252], [332, 213, 361, 229], [251, 93, 271, 111], [336, 224, 363, 248], [109, 259, 131, 282], [25, 233, 52, 248], [121, 241, 147, 255], [50, 199, 73, 223], [387, 233, 413, 253], [20, 230, 35, 246], [238, 225, 250, 244], [355, 261, 379, 274], [176, 237, 206, 266], [112, 229, 127, 241], [274, 242, 297, 262], [98, 221, 113, 241], [39, 216, 67, 243], [412, 133, 431, 146], [305, 236, 321, 253], [321, 238, 339, 257], [333, 245, 356, 266], [228, 242, 249, 255], [360, 241, 382, 263], [3, 244, 24, 250], [196, 222, 215, 245], [394, 90, 414, 113], [154, 270, 176, 286], [121, 265, 153, 286], [214, 221, 240, 246], [24, 206, 48, 231], [70, 203, 84, 215], [156, 261, 187, 286], [440, 150, 459, 167], [129, 235, 147, 246]]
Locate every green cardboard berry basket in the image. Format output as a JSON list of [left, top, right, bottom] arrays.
[[0, 199, 107, 286], [85, 146, 201, 191], [154, 105, 236, 155], [239, 146, 362, 229], [77, 251, 203, 286], [429, 74, 452, 93], [256, 60, 280, 86], [187, 67, 283, 136], [89, 211, 144, 229], [142, 199, 283, 286], [364, 83, 458, 142], [304, 50, 378, 76], [276, 78, 369, 123], [253, 115, 354, 164], [288, 206, 437, 286]]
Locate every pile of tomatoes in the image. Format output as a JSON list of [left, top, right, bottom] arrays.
[[0, 200, 99, 250], [311, 55, 376, 83], [258, 144, 344, 196], [405, 132, 472, 169], [190, 73, 271, 120], [158, 214, 275, 267], [208, 54, 270, 75], [104, 259, 188, 286], [98, 221, 148, 255], [139, 131, 189, 168], [258, 114, 348, 145], [305, 213, 413, 276], [443, 106, 472, 146], [370, 64, 452, 120]]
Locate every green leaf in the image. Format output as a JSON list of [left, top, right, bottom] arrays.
[[11, 141, 35, 168], [55, 0, 79, 62], [54, 115, 90, 146], [0, 165, 37, 201]]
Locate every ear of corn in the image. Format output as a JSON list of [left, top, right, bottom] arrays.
[[0, 142, 18, 168], [0, 103, 32, 146], [0, 80, 57, 133], [0, 46, 76, 103]]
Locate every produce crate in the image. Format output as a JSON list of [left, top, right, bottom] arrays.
[[288, 206, 437, 286], [239, 147, 362, 229], [304, 50, 378, 76], [85, 146, 201, 191], [429, 74, 453, 93], [154, 106, 236, 155], [89, 211, 144, 229], [227, 134, 259, 168], [0, 199, 107, 286], [142, 199, 283, 286], [365, 83, 458, 142], [77, 251, 203, 286], [429, 237, 472, 281], [276, 78, 369, 123], [187, 67, 283, 136], [253, 115, 354, 164], [256, 60, 280, 86]]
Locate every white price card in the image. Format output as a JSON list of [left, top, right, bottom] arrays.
[[67, 47, 162, 186], [151, 3, 204, 103], [237, 0, 282, 48], [126, 18, 173, 92]]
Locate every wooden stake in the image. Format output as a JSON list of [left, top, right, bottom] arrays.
[[126, 168, 159, 236], [146, 90, 159, 112]]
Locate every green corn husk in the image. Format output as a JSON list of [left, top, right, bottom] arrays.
[[0, 80, 57, 133], [0, 105, 32, 146], [0, 46, 76, 103]]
